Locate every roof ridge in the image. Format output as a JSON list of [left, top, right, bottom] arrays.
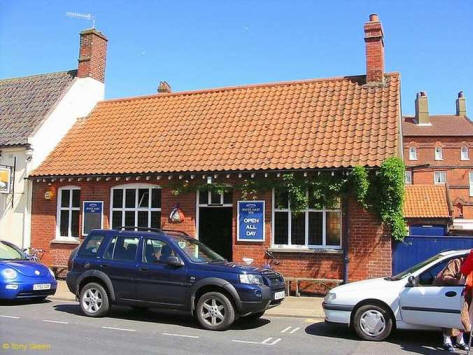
[[102, 72, 400, 105], [0, 69, 77, 83]]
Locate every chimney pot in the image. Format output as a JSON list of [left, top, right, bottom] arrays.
[[77, 28, 108, 83], [415, 91, 430, 125], [369, 14, 379, 22], [456, 91, 467, 116], [157, 81, 172, 93], [364, 14, 385, 84]]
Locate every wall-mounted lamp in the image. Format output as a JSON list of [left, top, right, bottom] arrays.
[[207, 176, 212, 184]]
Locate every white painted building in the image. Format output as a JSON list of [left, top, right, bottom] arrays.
[[0, 29, 108, 248]]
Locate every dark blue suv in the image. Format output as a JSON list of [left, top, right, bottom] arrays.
[[67, 227, 285, 330]]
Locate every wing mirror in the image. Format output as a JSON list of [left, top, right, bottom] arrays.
[[406, 275, 418, 287], [167, 256, 184, 267]]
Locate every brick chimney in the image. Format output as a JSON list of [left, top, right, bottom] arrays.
[[157, 81, 171, 93], [456, 91, 467, 116], [364, 14, 385, 84], [77, 29, 108, 83], [415, 91, 430, 125]]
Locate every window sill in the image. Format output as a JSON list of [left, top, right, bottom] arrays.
[[268, 248, 343, 255], [50, 238, 81, 245]]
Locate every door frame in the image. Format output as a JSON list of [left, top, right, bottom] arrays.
[[195, 190, 233, 240]]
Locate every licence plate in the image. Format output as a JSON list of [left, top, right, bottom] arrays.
[[33, 283, 51, 291], [273, 290, 285, 300]]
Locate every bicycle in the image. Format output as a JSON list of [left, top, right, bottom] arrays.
[[23, 247, 45, 262]]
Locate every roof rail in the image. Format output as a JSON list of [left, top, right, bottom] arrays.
[[161, 229, 190, 237], [117, 226, 162, 233]]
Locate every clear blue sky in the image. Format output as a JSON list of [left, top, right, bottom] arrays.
[[1, 0, 472, 115]]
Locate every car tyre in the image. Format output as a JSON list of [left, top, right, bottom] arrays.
[[196, 292, 235, 331], [79, 282, 110, 317], [353, 304, 393, 341]]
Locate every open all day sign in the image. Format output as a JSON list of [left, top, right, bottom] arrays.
[[237, 201, 265, 242]]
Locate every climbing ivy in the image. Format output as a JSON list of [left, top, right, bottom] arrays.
[[169, 157, 407, 240]]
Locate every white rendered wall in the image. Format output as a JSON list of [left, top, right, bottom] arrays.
[[0, 147, 28, 247], [28, 77, 104, 172]]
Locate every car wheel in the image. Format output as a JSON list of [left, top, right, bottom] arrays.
[[243, 311, 265, 320], [196, 292, 235, 331], [353, 304, 393, 341], [80, 282, 110, 317]]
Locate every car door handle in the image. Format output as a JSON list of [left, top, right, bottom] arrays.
[[99, 264, 108, 268], [445, 291, 457, 297]]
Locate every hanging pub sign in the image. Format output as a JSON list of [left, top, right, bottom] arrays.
[[237, 201, 265, 242], [82, 201, 103, 236], [0, 167, 11, 194]]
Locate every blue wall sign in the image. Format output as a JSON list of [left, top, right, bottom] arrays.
[[82, 201, 103, 236], [237, 201, 265, 242]]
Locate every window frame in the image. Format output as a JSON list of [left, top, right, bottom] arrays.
[[56, 186, 81, 240], [434, 171, 447, 184], [469, 172, 473, 197], [461, 146, 470, 161], [409, 147, 417, 161], [271, 189, 342, 250], [434, 146, 443, 161], [110, 184, 162, 230], [405, 171, 412, 184]]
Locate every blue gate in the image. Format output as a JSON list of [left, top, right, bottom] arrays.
[[392, 235, 473, 275]]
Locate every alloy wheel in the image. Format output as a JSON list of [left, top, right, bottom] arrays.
[[200, 297, 226, 326], [82, 287, 103, 314]]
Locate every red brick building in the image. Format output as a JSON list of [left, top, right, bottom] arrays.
[[30, 15, 400, 287], [403, 91, 473, 234]]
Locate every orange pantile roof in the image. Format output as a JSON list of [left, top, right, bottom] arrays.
[[403, 184, 451, 218], [32, 73, 400, 177]]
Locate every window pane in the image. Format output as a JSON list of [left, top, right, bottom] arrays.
[[210, 191, 221, 204], [125, 211, 135, 227], [79, 235, 105, 257], [112, 211, 122, 230], [138, 211, 148, 227], [113, 237, 139, 262], [113, 189, 123, 208], [61, 190, 70, 208], [151, 189, 161, 208], [60, 210, 69, 236], [291, 213, 305, 245], [71, 210, 80, 237], [223, 190, 233, 204], [274, 212, 288, 244], [103, 237, 117, 259], [143, 239, 175, 263], [326, 212, 341, 246], [151, 211, 161, 229], [138, 189, 149, 208], [125, 189, 136, 208], [308, 212, 323, 245], [72, 190, 80, 208], [199, 189, 208, 205], [275, 189, 288, 209]]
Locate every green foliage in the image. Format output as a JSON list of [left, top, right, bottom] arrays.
[[169, 157, 407, 241]]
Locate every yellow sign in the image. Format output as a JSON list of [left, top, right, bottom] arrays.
[[0, 167, 10, 194]]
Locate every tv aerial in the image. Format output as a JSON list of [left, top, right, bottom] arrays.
[[66, 12, 96, 28]]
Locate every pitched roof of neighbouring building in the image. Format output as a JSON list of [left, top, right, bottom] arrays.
[[32, 73, 400, 177], [403, 115, 473, 136], [403, 184, 451, 218], [0, 70, 77, 146]]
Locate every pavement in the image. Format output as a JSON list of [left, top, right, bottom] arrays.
[[0, 299, 458, 355], [52, 280, 326, 319]]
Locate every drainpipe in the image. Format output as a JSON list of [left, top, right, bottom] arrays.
[[342, 198, 349, 284]]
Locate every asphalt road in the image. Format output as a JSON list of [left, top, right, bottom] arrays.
[[0, 299, 466, 354]]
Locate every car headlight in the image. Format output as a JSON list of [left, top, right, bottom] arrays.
[[239, 274, 264, 285], [1, 268, 18, 279], [48, 268, 55, 278], [324, 292, 336, 303]]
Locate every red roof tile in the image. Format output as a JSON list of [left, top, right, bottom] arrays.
[[403, 115, 473, 136], [32, 73, 401, 176], [403, 184, 451, 218]]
